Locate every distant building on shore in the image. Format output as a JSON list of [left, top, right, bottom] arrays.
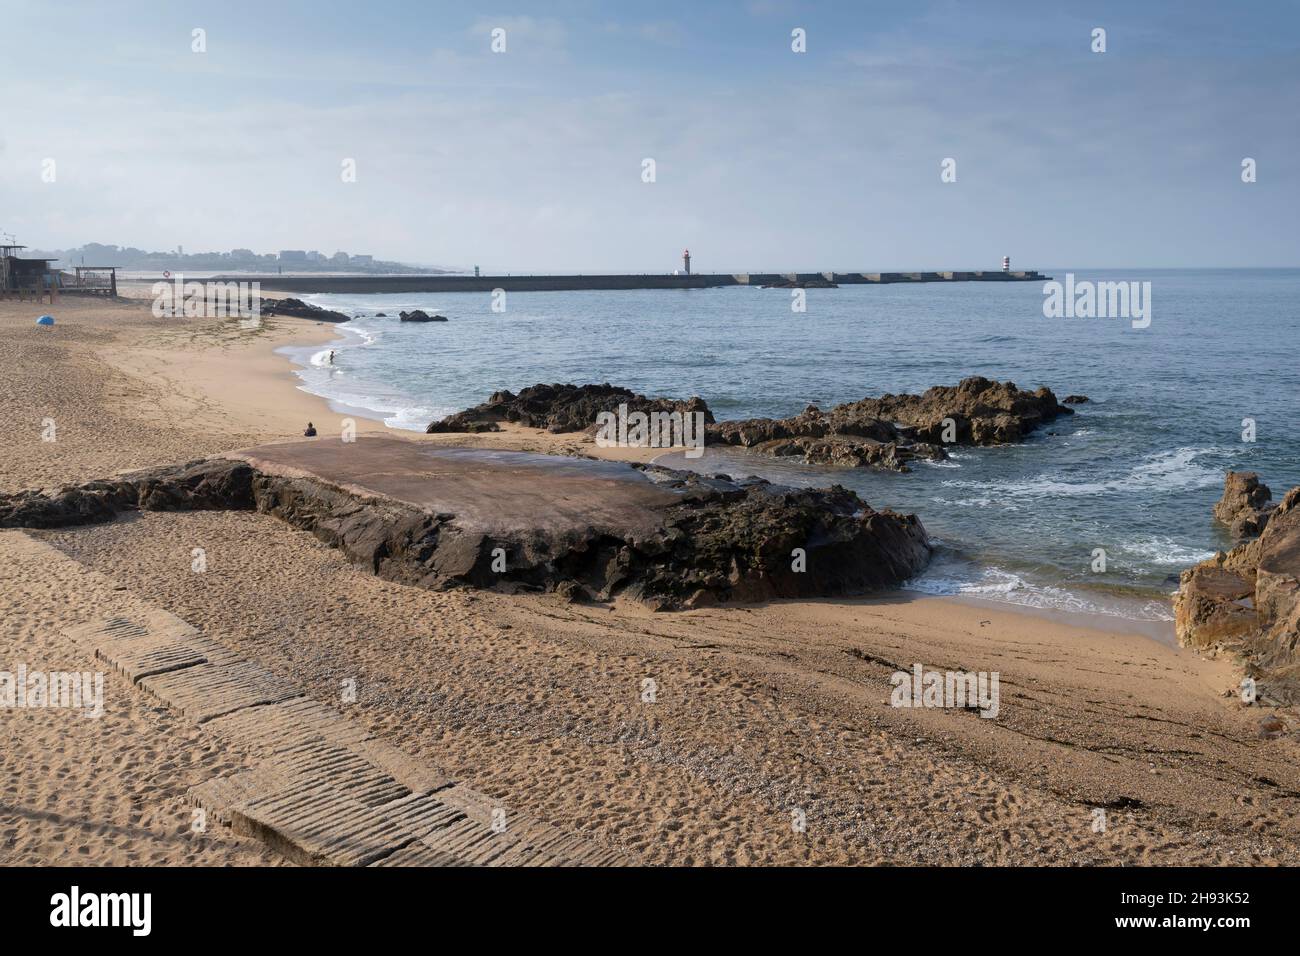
[[278, 250, 307, 264]]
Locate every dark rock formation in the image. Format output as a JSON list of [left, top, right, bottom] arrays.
[[1213, 471, 1275, 538], [838, 376, 1073, 446], [399, 310, 447, 322], [708, 405, 943, 472], [0, 460, 255, 529], [705, 377, 1072, 472], [0, 453, 929, 611], [427, 383, 714, 435], [1062, 394, 1089, 405], [426, 419, 501, 435], [261, 297, 351, 323], [1174, 481, 1300, 703]]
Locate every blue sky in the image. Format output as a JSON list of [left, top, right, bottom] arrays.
[[1, 0, 1297, 270]]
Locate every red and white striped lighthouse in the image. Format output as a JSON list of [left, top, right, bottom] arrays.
[[1002, 255, 1010, 273], [683, 249, 691, 275]]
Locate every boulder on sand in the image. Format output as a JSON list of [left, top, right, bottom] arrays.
[[1174, 480, 1300, 703], [261, 297, 351, 323]]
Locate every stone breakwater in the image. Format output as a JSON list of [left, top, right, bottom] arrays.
[[0, 439, 931, 611], [428, 377, 1077, 473], [1174, 471, 1300, 705], [231, 269, 1051, 296]]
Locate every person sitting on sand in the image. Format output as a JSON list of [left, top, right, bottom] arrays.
[[304, 422, 317, 437]]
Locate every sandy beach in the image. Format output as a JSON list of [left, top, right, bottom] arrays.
[[3, 295, 1299, 867]]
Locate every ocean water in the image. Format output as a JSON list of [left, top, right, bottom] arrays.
[[280, 269, 1300, 622]]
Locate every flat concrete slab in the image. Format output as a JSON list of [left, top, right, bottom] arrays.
[[232, 436, 684, 536]]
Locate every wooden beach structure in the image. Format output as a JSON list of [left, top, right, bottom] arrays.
[[63, 265, 119, 297], [0, 244, 59, 302], [0, 243, 119, 301]]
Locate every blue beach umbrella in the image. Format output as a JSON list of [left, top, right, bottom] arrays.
[[36, 315, 55, 326]]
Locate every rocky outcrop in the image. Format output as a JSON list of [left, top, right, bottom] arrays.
[[708, 405, 943, 472], [0, 455, 930, 611], [1213, 471, 1275, 538], [399, 310, 447, 322], [1062, 394, 1089, 405], [1174, 478, 1300, 703], [426, 383, 714, 435], [836, 376, 1073, 446], [261, 297, 351, 323], [0, 460, 256, 528], [426, 377, 1072, 471], [705, 377, 1072, 472]]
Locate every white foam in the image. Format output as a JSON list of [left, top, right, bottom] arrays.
[[1118, 536, 1217, 567], [906, 564, 1174, 622], [941, 446, 1225, 499]]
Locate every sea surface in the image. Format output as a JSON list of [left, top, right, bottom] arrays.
[[279, 268, 1300, 622]]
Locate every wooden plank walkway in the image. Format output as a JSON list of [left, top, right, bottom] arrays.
[[48, 537, 629, 867]]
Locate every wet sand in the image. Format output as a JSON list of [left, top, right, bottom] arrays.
[[3, 295, 1298, 866]]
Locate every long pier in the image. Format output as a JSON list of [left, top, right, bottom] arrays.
[[211, 270, 1049, 294]]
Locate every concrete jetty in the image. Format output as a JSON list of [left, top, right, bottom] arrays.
[[216, 269, 1049, 295]]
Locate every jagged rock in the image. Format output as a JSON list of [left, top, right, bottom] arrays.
[[427, 383, 714, 435], [0, 444, 929, 611], [1173, 560, 1258, 650], [426, 419, 500, 434], [840, 376, 1073, 445], [261, 297, 351, 323], [0, 459, 255, 529], [1213, 471, 1275, 538], [705, 377, 1070, 472], [399, 310, 447, 322], [1062, 395, 1089, 404], [708, 405, 943, 473], [1174, 482, 1300, 702]]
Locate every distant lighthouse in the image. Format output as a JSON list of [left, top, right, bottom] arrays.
[[683, 249, 691, 275], [1002, 255, 1010, 273]]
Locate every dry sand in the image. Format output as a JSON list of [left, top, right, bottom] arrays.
[[3, 295, 1299, 866]]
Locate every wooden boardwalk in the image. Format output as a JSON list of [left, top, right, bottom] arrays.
[[47, 542, 628, 867]]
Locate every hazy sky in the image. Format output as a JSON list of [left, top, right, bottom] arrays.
[[1, 0, 1296, 271]]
